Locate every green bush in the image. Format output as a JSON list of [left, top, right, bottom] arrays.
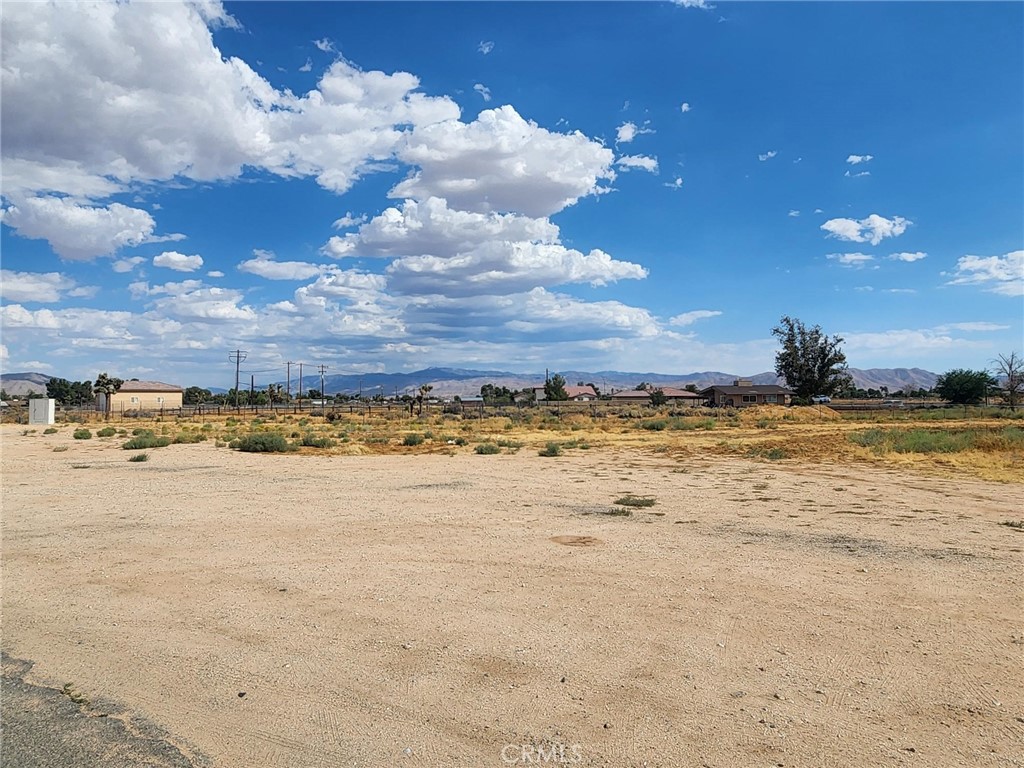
[[72, 428, 92, 440], [128, 453, 150, 462], [475, 442, 501, 454], [849, 426, 1024, 454], [454, 436, 468, 446], [403, 433, 425, 446], [53, 445, 69, 452], [43, 427, 59, 435], [300, 433, 335, 448], [538, 441, 563, 457], [96, 426, 117, 437], [639, 419, 668, 431], [173, 432, 206, 444], [123, 435, 172, 450], [232, 433, 291, 452], [132, 428, 154, 437], [669, 417, 716, 431]]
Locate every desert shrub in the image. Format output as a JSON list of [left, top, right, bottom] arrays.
[[96, 426, 117, 437], [128, 453, 150, 462], [403, 433, 425, 446], [123, 435, 172, 450], [233, 433, 291, 452], [202, 423, 214, 431], [603, 507, 633, 517], [615, 494, 656, 508], [538, 441, 563, 457], [132, 428, 154, 436], [300, 433, 335, 448], [454, 436, 468, 446], [53, 445, 69, 452], [72, 428, 92, 440], [173, 432, 206, 444], [43, 427, 58, 435], [640, 419, 668, 431], [748, 446, 787, 461], [669, 417, 716, 431], [475, 442, 500, 454]]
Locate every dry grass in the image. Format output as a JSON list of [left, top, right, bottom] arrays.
[[35, 406, 1023, 482]]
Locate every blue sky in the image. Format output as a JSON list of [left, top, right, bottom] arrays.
[[1, 0, 1021, 387]]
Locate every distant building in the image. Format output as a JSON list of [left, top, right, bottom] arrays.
[[610, 387, 702, 406], [700, 379, 792, 407], [532, 384, 599, 402], [99, 380, 184, 412]]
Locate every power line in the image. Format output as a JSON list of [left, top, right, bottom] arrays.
[[228, 349, 247, 408]]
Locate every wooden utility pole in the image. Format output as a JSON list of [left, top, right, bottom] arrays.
[[229, 349, 247, 408]]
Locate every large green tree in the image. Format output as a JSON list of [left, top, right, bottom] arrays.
[[183, 386, 212, 405], [544, 374, 569, 401], [934, 369, 997, 405], [771, 316, 851, 401]]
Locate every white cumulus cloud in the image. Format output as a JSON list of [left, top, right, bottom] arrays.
[[391, 106, 616, 217], [758, 150, 777, 161], [0, 270, 78, 303], [473, 83, 492, 102], [153, 251, 204, 272], [680, 102, 692, 113], [846, 154, 874, 165], [238, 250, 324, 280], [889, 251, 927, 262], [616, 121, 654, 145], [478, 40, 494, 54], [946, 251, 1024, 296], [821, 214, 911, 246]]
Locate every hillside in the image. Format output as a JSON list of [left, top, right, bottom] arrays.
[[0, 372, 50, 396]]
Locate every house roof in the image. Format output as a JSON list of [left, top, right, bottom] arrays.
[[117, 380, 184, 393], [610, 390, 652, 399], [565, 385, 597, 398], [660, 387, 701, 398], [700, 384, 792, 395]]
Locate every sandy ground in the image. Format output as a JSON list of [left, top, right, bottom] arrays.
[[2, 426, 1023, 767]]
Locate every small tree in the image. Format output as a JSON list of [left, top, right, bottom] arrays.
[[46, 377, 74, 404], [935, 369, 997, 405], [417, 384, 433, 415], [993, 352, 1023, 409], [771, 316, 851, 401], [649, 388, 668, 407], [183, 386, 212, 405], [544, 374, 569, 401], [93, 372, 123, 414]]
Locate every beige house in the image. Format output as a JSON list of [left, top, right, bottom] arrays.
[[100, 380, 184, 412]]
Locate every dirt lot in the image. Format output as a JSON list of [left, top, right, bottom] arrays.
[[2, 425, 1023, 767]]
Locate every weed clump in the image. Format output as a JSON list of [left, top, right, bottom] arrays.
[[232, 433, 291, 452], [44, 427, 59, 435], [475, 442, 501, 455], [72, 428, 92, 440], [538, 441, 563, 457], [123, 435, 172, 450], [300, 433, 335, 448], [128, 453, 150, 462], [403, 433, 425, 446], [615, 494, 656, 508], [96, 426, 117, 438]]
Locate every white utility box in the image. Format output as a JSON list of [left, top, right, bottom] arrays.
[[28, 398, 56, 425]]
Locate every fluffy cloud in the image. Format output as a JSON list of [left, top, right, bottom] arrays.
[[1, 197, 160, 260], [238, 250, 324, 280], [391, 106, 616, 217], [153, 251, 204, 272], [673, 0, 714, 8], [827, 252, 876, 268], [680, 102, 692, 113], [112, 256, 146, 273], [616, 155, 659, 173], [788, 210, 800, 217], [821, 214, 910, 246], [946, 250, 1024, 296], [841, 328, 985, 354], [473, 83, 492, 102], [0, 270, 78, 303], [758, 150, 777, 161], [889, 251, 927, 262], [1, 1, 459, 203], [478, 40, 494, 54], [386, 241, 648, 297], [846, 154, 873, 165], [615, 121, 653, 144], [668, 310, 722, 326], [323, 197, 559, 259], [664, 177, 684, 190]]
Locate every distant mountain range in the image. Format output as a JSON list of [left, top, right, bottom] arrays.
[[1, 366, 940, 398]]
